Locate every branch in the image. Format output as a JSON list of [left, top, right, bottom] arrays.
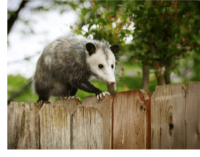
[[7, 0, 28, 35]]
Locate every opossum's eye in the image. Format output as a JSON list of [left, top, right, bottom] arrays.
[[111, 64, 114, 69], [98, 64, 104, 69]]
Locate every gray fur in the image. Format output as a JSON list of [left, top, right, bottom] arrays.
[[33, 34, 117, 102]]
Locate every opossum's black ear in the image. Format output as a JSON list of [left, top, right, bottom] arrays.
[[86, 43, 96, 56], [110, 44, 119, 54]]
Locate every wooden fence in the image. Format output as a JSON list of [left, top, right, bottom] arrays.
[[7, 82, 200, 149]]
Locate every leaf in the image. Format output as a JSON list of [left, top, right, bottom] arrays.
[[81, 8, 89, 16]]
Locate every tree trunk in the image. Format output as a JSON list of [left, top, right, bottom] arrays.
[[142, 64, 149, 92], [7, 0, 28, 35], [151, 45, 165, 86], [164, 66, 171, 84], [155, 69, 165, 85]]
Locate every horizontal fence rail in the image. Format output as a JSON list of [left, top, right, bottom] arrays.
[[7, 82, 200, 149]]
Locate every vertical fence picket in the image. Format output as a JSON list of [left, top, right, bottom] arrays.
[[7, 102, 40, 149], [113, 90, 151, 149], [71, 95, 113, 149], [186, 82, 200, 149], [151, 84, 186, 149], [17, 103, 40, 149], [39, 99, 80, 149], [8, 102, 25, 149]]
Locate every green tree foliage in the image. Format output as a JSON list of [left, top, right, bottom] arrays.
[[178, 2, 200, 82], [72, 0, 129, 52], [123, 0, 199, 85], [179, 2, 200, 52]]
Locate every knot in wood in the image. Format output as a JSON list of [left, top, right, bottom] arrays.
[[169, 123, 174, 130]]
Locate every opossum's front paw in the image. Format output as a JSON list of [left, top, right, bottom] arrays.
[[96, 92, 110, 100]]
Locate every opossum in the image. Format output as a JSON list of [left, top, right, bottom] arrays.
[[33, 34, 119, 103]]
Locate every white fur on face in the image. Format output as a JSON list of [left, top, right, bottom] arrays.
[[86, 48, 116, 84]]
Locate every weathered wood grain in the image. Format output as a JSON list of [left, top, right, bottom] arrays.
[[186, 82, 200, 149], [7, 102, 40, 149], [39, 99, 80, 149], [8, 102, 25, 149], [71, 95, 113, 149], [151, 84, 186, 149], [83, 95, 113, 149], [113, 90, 151, 149], [38, 96, 113, 149], [17, 103, 40, 149], [71, 106, 103, 149]]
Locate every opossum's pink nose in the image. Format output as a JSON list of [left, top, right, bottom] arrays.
[[109, 82, 115, 85]]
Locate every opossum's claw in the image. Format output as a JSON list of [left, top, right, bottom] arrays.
[[97, 92, 110, 100], [103, 92, 110, 96], [97, 93, 102, 100], [102, 92, 110, 98], [100, 93, 102, 99]]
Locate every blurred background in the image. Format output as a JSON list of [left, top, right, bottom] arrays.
[[7, 0, 200, 104]]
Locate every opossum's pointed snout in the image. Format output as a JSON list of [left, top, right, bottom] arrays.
[[108, 81, 115, 85]]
